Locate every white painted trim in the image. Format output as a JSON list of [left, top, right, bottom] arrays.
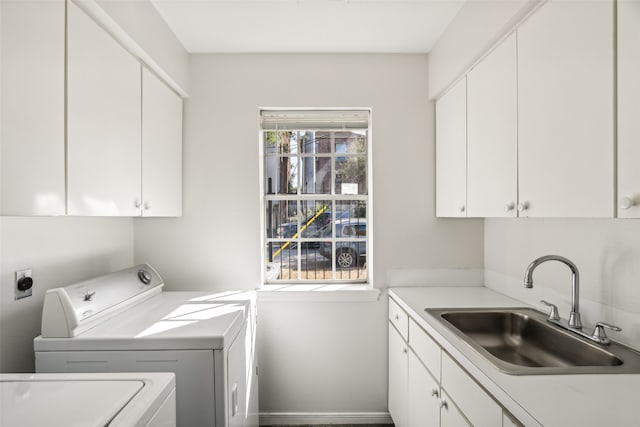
[[70, 0, 188, 98], [259, 411, 393, 425], [258, 285, 381, 302], [258, 107, 374, 288]]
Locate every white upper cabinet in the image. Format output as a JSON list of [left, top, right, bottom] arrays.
[[617, 0, 640, 218], [142, 68, 183, 217], [517, 0, 614, 218], [466, 33, 517, 218], [1, 0, 65, 215], [67, 1, 142, 216], [436, 78, 467, 218]]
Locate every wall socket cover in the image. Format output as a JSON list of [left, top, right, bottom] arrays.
[[15, 269, 33, 300]]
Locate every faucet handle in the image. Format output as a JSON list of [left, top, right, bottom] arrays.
[[540, 300, 560, 321], [591, 322, 622, 345]]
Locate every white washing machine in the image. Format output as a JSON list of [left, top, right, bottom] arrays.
[[33, 264, 258, 427], [0, 372, 175, 427]]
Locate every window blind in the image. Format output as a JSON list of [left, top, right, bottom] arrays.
[[261, 110, 370, 130]]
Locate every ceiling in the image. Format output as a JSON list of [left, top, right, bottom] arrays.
[[150, 0, 464, 53]]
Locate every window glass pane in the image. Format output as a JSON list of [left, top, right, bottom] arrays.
[[335, 156, 366, 195], [264, 131, 298, 155], [332, 130, 366, 154], [265, 156, 298, 194], [301, 131, 331, 154], [301, 157, 331, 194], [299, 200, 331, 238], [335, 201, 367, 226], [300, 242, 333, 280], [265, 200, 298, 239], [267, 241, 298, 281]]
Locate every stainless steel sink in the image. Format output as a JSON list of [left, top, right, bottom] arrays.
[[426, 307, 640, 375]]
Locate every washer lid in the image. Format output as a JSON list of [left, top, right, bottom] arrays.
[[35, 291, 249, 351], [1, 380, 143, 427]]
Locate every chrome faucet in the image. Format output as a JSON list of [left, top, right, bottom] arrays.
[[523, 255, 582, 329]]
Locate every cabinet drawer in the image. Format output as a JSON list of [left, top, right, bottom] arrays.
[[409, 318, 441, 380], [441, 352, 502, 427], [389, 297, 409, 340]]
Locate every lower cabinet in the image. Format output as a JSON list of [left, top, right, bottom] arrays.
[[440, 390, 470, 427], [389, 323, 408, 427], [408, 350, 440, 427], [389, 298, 520, 427]]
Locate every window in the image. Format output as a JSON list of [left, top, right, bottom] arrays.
[[261, 109, 371, 284]]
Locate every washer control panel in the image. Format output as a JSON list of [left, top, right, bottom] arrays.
[[40, 264, 164, 338]]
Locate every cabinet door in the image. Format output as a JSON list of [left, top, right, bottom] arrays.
[[517, 0, 614, 217], [388, 323, 408, 427], [142, 67, 183, 217], [440, 391, 470, 427], [617, 0, 640, 218], [467, 33, 517, 218], [67, 1, 141, 216], [441, 353, 501, 427], [436, 78, 467, 217], [1, 0, 65, 215], [408, 350, 440, 427]]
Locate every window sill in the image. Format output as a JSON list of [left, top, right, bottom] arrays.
[[258, 284, 381, 302]]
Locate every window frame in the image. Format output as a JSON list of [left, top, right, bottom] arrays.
[[259, 108, 374, 289]]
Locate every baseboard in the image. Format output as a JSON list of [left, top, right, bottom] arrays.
[[259, 411, 393, 425]]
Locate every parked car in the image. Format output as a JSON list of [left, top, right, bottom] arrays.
[[319, 218, 367, 268], [276, 211, 332, 240]]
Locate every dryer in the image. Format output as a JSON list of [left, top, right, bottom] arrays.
[[0, 372, 175, 427], [34, 264, 258, 427]]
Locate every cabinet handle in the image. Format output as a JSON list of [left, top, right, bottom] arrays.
[[505, 202, 515, 212], [143, 201, 151, 211], [134, 199, 141, 209], [440, 400, 448, 410], [431, 389, 439, 398], [517, 201, 529, 212], [459, 205, 466, 213], [402, 348, 408, 354], [394, 314, 400, 321], [620, 196, 636, 210]]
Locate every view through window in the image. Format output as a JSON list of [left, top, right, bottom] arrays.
[[262, 110, 370, 283]]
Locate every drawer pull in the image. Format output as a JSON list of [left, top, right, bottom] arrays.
[[440, 400, 448, 410], [431, 389, 439, 398]]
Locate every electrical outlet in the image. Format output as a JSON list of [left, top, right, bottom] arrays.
[[15, 269, 33, 300]]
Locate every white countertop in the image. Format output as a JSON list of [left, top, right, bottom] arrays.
[[389, 286, 640, 427]]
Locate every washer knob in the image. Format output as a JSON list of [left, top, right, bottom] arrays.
[[138, 269, 152, 285]]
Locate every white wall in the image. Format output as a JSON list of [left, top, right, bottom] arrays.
[[428, 0, 540, 99], [95, 0, 190, 94], [134, 54, 484, 415], [485, 219, 640, 349], [0, 217, 133, 372]]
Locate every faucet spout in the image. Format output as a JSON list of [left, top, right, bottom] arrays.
[[523, 255, 582, 329]]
